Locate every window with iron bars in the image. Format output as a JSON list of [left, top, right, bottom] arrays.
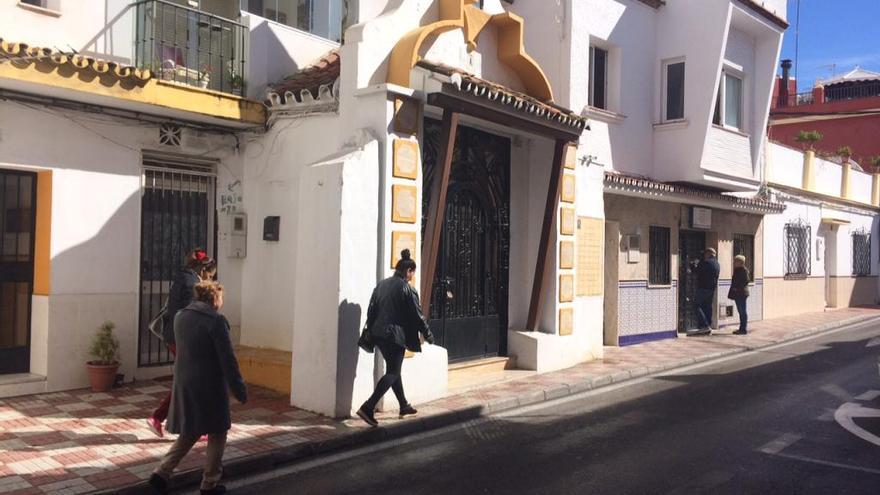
[[649, 226, 671, 285], [784, 223, 811, 279], [852, 232, 871, 276], [732, 233, 755, 282]]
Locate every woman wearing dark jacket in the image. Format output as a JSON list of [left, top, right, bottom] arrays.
[[357, 249, 435, 427], [147, 249, 216, 438], [729, 255, 751, 335], [149, 281, 247, 495]]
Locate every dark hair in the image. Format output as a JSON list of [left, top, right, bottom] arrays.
[[185, 247, 208, 270], [394, 249, 417, 275], [200, 258, 217, 279], [193, 280, 223, 305]]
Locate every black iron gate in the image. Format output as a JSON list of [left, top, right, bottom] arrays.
[[138, 155, 216, 366], [0, 170, 36, 374], [678, 230, 706, 332], [422, 119, 510, 362]]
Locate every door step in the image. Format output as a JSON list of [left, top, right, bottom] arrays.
[[448, 356, 517, 390]]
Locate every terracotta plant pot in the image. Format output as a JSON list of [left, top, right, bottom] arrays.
[[86, 362, 120, 392]]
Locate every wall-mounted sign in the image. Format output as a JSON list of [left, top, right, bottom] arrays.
[[691, 207, 712, 230]]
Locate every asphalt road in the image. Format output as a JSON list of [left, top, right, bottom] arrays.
[[216, 322, 880, 495]]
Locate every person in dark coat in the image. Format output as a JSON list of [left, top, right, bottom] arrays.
[[689, 247, 720, 336], [147, 250, 217, 438], [149, 281, 246, 495], [357, 249, 435, 427], [729, 255, 751, 335]]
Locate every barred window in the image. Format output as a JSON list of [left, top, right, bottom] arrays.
[[649, 226, 671, 285], [784, 223, 811, 278], [852, 232, 871, 276], [732, 233, 755, 282]]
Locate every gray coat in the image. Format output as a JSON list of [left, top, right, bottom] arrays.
[[166, 301, 247, 436]]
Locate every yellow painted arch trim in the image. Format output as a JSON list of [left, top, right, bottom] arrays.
[[387, 0, 554, 102]]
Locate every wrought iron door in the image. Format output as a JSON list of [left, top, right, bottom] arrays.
[[0, 170, 36, 374], [678, 230, 706, 332], [138, 158, 215, 366], [422, 119, 510, 362]]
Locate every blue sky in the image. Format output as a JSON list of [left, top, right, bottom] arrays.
[[780, 0, 880, 91]]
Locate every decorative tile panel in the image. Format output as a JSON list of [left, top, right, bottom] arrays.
[[391, 231, 417, 269], [560, 240, 575, 269], [391, 184, 418, 223], [393, 139, 420, 179], [561, 173, 576, 203], [559, 307, 574, 336], [617, 281, 677, 338], [560, 207, 575, 235], [559, 274, 574, 302]]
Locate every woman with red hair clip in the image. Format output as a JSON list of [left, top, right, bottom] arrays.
[[146, 248, 216, 438]]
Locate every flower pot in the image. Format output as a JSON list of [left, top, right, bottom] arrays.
[[86, 362, 120, 392]]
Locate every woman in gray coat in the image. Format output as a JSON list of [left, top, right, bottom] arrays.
[[149, 281, 247, 495]]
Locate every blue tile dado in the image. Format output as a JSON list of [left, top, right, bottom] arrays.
[[617, 281, 677, 340], [620, 330, 678, 346]]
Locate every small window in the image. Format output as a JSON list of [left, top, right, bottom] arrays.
[[20, 0, 45, 6], [589, 46, 608, 110], [649, 226, 671, 285], [732, 233, 755, 282], [784, 223, 811, 278], [664, 60, 685, 121], [852, 232, 871, 276], [713, 70, 744, 130]]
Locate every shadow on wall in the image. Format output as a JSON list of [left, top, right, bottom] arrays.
[[42, 188, 143, 391], [335, 299, 362, 418]]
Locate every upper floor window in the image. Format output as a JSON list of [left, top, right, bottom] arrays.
[[784, 223, 811, 279], [17, 0, 60, 12], [20, 0, 44, 5], [713, 70, 744, 131], [663, 59, 685, 121], [852, 231, 871, 276], [589, 46, 609, 110], [241, 0, 350, 43]]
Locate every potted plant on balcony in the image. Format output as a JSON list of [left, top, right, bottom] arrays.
[[837, 145, 853, 163], [86, 321, 120, 392], [795, 130, 823, 151], [871, 156, 880, 174]]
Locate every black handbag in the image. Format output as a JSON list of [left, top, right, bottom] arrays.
[[358, 325, 375, 353]]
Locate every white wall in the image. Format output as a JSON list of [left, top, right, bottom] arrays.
[[850, 169, 873, 205], [0, 0, 134, 63], [814, 157, 843, 197], [0, 100, 243, 391], [768, 141, 803, 188]]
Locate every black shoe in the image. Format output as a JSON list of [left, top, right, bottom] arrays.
[[201, 486, 226, 495], [399, 404, 418, 419], [148, 473, 168, 494], [356, 406, 378, 427], [733, 329, 748, 335]]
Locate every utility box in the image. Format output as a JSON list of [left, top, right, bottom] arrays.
[[227, 213, 247, 258]]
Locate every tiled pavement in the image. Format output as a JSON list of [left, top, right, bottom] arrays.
[[1, 307, 878, 494]]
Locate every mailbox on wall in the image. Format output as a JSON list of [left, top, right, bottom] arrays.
[[263, 216, 280, 241], [691, 207, 712, 230]]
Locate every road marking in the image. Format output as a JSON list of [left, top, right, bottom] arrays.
[[834, 402, 880, 447], [816, 408, 836, 422], [855, 390, 880, 401], [758, 433, 802, 454], [866, 337, 880, 348], [767, 452, 880, 476]]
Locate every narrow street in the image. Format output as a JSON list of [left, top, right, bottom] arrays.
[[220, 322, 880, 495]]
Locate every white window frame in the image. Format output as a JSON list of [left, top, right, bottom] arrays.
[[714, 64, 746, 132], [662, 57, 686, 122], [17, 0, 61, 15]]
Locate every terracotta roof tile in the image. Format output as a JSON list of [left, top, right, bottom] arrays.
[[0, 38, 151, 81], [416, 60, 588, 131], [604, 171, 786, 213], [269, 49, 340, 100]]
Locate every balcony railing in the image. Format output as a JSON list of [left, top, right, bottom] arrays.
[[134, 0, 247, 96], [825, 82, 880, 102], [774, 91, 814, 108]]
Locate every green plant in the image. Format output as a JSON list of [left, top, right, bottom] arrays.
[[794, 130, 823, 150], [89, 321, 120, 365], [230, 74, 245, 89], [836, 145, 853, 160], [870, 156, 880, 171]]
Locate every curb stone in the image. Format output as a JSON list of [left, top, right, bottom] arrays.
[[104, 313, 880, 495]]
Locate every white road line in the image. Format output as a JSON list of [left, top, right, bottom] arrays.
[[768, 452, 880, 476], [855, 390, 880, 401], [834, 402, 880, 447], [820, 383, 852, 401], [758, 433, 803, 455], [866, 337, 880, 348]]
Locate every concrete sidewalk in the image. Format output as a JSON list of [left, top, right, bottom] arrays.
[[0, 307, 878, 495]]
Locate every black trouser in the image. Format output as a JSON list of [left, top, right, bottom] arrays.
[[362, 339, 408, 412]]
